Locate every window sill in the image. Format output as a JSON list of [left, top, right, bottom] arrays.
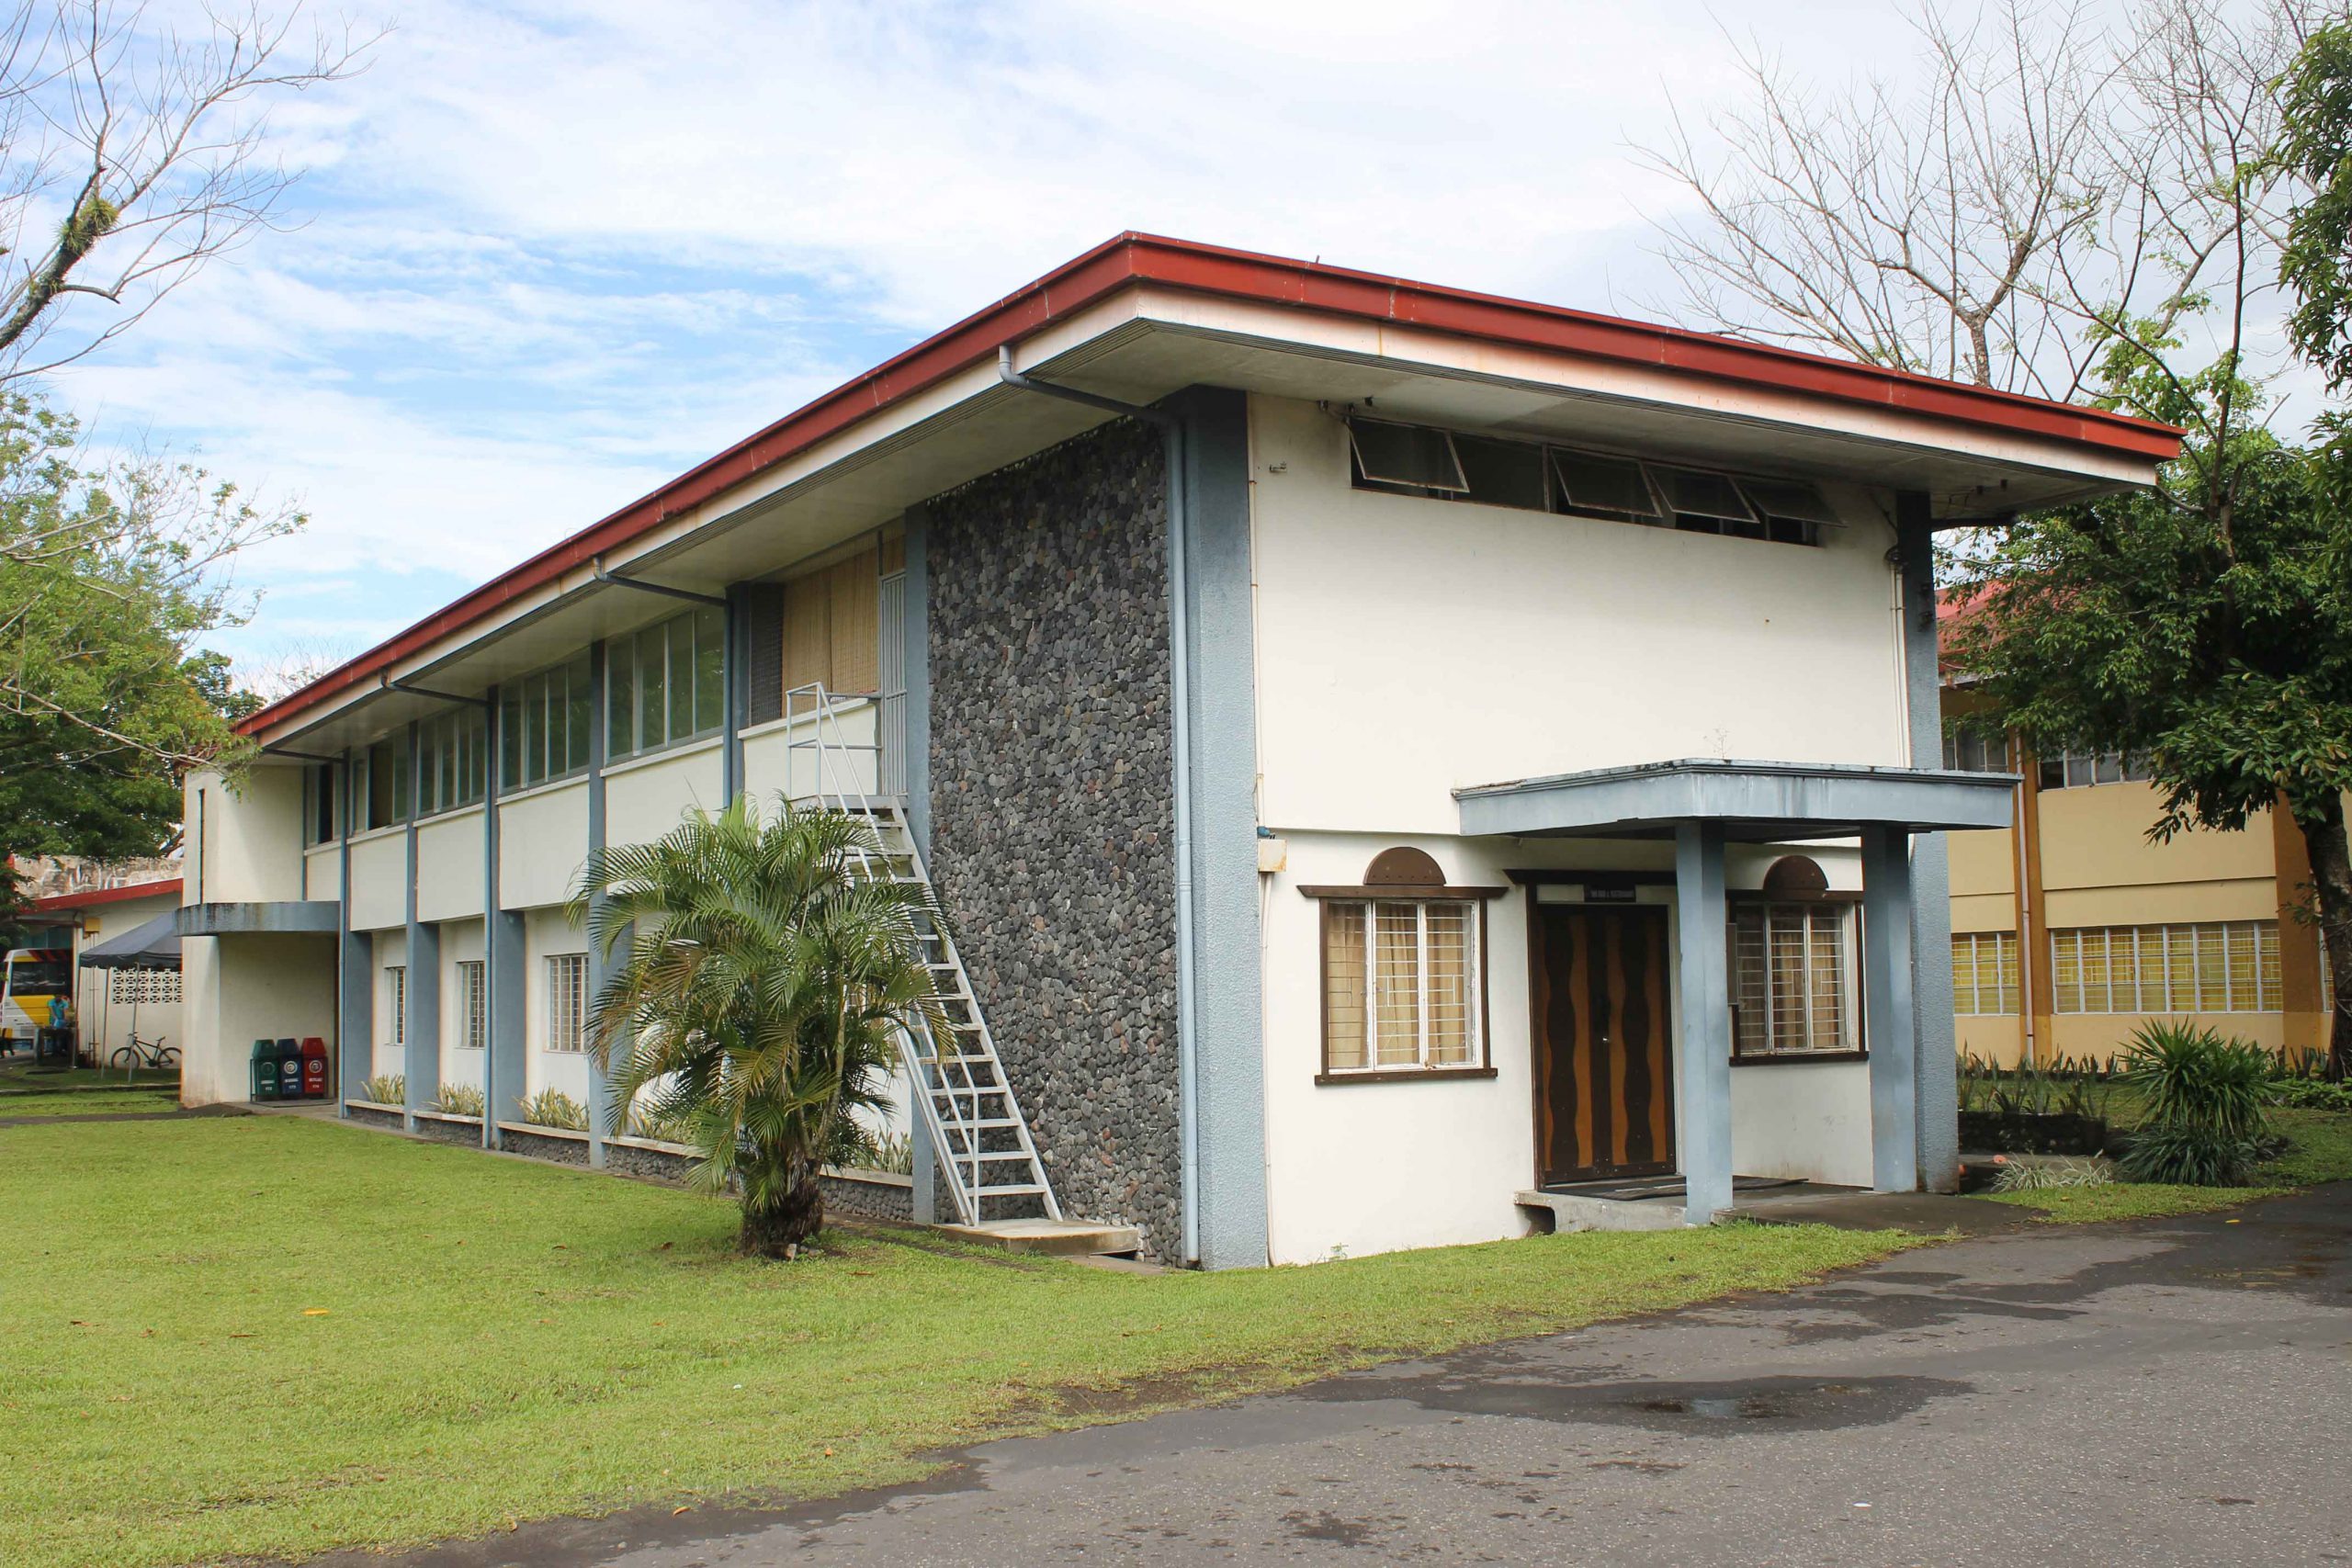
[[736, 696, 876, 744], [1315, 1066, 1498, 1087], [1730, 1050, 1869, 1067], [415, 803, 485, 829]]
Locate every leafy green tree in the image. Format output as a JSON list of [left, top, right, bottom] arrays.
[[577, 799, 944, 1257], [2282, 17, 2352, 387], [1945, 336, 2352, 1076], [0, 392, 297, 859]]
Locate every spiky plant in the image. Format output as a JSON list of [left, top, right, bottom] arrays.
[[575, 797, 944, 1258]]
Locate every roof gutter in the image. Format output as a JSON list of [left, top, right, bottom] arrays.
[[996, 344, 1203, 1269]]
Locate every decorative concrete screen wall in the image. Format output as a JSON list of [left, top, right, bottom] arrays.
[[924, 419, 1183, 1261]]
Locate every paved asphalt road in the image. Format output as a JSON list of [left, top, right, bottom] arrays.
[[349, 1188, 2352, 1567]]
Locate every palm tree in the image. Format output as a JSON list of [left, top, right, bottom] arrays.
[[573, 797, 943, 1257]]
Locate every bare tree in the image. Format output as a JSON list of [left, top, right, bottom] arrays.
[[0, 0, 370, 383], [1634, 0, 2315, 432]]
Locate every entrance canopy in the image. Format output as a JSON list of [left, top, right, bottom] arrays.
[[1455, 758, 2016, 842], [77, 909, 181, 971]]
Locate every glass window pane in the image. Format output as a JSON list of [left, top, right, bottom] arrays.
[[607, 640, 634, 758], [1373, 902, 1421, 1065], [1649, 465, 1756, 526], [1324, 903, 1367, 1070], [1736, 477, 1839, 525], [1552, 449, 1660, 523], [667, 616, 696, 743], [1425, 904, 1473, 1064], [2095, 752, 2123, 784], [694, 605, 725, 733], [1350, 420, 1465, 491], [1453, 435, 1546, 511], [566, 655, 592, 772], [2039, 756, 2065, 790], [637, 626, 666, 752], [1730, 906, 1768, 1054], [2052, 931, 2082, 1013], [2065, 753, 2092, 789], [499, 691, 522, 792], [391, 733, 412, 821]]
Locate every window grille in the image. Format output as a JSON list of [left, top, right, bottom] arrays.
[[107, 968, 180, 1005], [386, 965, 407, 1046], [1729, 903, 1856, 1055], [2050, 921, 2279, 1013], [1322, 899, 1480, 1071], [455, 960, 487, 1051], [2035, 747, 2152, 790], [1951, 931, 2020, 1014], [545, 953, 588, 1053]]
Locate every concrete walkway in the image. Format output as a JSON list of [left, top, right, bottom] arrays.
[[320, 1186, 2352, 1567]]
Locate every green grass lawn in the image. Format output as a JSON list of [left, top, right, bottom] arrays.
[[0, 1089, 181, 1118], [0, 1062, 178, 1094], [0, 1116, 1917, 1568], [1982, 1108, 2352, 1222]]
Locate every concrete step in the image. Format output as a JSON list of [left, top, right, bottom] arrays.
[[934, 1217, 1142, 1258]]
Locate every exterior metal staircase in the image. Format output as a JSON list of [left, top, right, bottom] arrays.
[[784, 684, 1063, 1229]]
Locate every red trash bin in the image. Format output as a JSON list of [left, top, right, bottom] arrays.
[[299, 1037, 329, 1100]]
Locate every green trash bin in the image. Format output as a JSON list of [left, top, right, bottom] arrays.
[[250, 1038, 279, 1101]]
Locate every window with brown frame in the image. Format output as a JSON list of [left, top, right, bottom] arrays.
[[1306, 847, 1501, 1080], [1728, 855, 1861, 1060]]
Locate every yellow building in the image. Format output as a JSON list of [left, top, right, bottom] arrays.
[[1941, 640, 2334, 1067]]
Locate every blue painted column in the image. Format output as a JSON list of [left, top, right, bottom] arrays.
[[1864, 825, 1921, 1191], [899, 503, 936, 1225], [480, 683, 502, 1150], [401, 721, 440, 1130], [584, 641, 612, 1168], [1166, 386, 1267, 1269], [335, 750, 368, 1110], [1673, 820, 1734, 1223], [722, 586, 746, 807], [1896, 490, 1960, 1190], [483, 686, 526, 1146]]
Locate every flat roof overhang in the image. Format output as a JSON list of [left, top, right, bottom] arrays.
[[242, 234, 2182, 759], [1454, 759, 2018, 842]]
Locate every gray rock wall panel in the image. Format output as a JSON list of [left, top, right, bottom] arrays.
[[925, 418, 1182, 1261]]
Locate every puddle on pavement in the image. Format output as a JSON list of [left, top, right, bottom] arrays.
[[1309, 1364, 1964, 1434]]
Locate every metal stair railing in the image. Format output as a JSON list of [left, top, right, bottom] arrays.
[[783, 682, 1062, 1227]]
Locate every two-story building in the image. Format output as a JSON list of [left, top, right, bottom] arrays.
[[170, 234, 2179, 1267]]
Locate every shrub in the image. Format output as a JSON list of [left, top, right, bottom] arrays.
[[2271, 1077, 2352, 1111], [861, 1131, 914, 1176], [358, 1074, 404, 1105], [2118, 1124, 2267, 1187], [2115, 1021, 2277, 1184], [625, 1099, 697, 1145], [518, 1088, 589, 1131], [432, 1083, 486, 1118], [1990, 1155, 2116, 1192]]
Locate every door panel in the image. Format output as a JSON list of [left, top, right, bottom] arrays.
[[1534, 905, 1673, 1184]]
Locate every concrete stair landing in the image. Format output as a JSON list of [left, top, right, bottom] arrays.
[[935, 1218, 1143, 1258]]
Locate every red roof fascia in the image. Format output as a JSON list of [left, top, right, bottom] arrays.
[[242, 232, 2185, 738], [30, 878, 182, 914]]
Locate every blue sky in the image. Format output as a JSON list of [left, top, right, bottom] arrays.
[[47, 0, 1960, 684]]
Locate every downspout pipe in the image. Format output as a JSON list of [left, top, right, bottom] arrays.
[[996, 344, 1203, 1268]]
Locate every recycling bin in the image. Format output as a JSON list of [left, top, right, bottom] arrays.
[[249, 1038, 279, 1101], [300, 1037, 329, 1099], [275, 1038, 303, 1100]]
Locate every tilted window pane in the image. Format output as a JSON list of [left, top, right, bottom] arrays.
[[1453, 434, 1547, 511], [694, 605, 725, 732], [1552, 449, 1661, 523], [1648, 466, 1756, 525], [1349, 419, 1466, 491]]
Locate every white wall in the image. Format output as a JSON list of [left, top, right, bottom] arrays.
[[302, 845, 341, 902], [175, 932, 337, 1107], [183, 765, 308, 905], [347, 830, 407, 932], [1247, 395, 1911, 837], [523, 905, 592, 1106], [438, 918, 486, 1092], [498, 781, 589, 911], [605, 741, 723, 849], [370, 931, 407, 1082], [1261, 828, 1873, 1265], [416, 808, 487, 922], [741, 700, 879, 808]]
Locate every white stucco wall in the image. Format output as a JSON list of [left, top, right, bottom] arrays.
[[175, 932, 338, 1108], [370, 931, 408, 1081], [1247, 395, 1910, 837], [438, 918, 486, 1091], [415, 808, 487, 922], [1261, 827, 1876, 1265], [741, 700, 880, 808], [346, 830, 407, 932], [605, 741, 723, 848], [302, 845, 341, 902], [523, 906, 592, 1105], [183, 765, 308, 905], [498, 780, 589, 911]]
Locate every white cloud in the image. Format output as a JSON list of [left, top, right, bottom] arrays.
[[42, 0, 1964, 671]]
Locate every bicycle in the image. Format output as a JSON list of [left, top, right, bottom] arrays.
[[109, 1032, 179, 1077]]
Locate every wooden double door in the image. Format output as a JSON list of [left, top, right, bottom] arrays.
[[1533, 904, 1675, 1185]]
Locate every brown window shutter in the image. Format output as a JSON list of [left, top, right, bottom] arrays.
[[741, 585, 785, 725], [828, 549, 880, 695], [781, 572, 832, 694]]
